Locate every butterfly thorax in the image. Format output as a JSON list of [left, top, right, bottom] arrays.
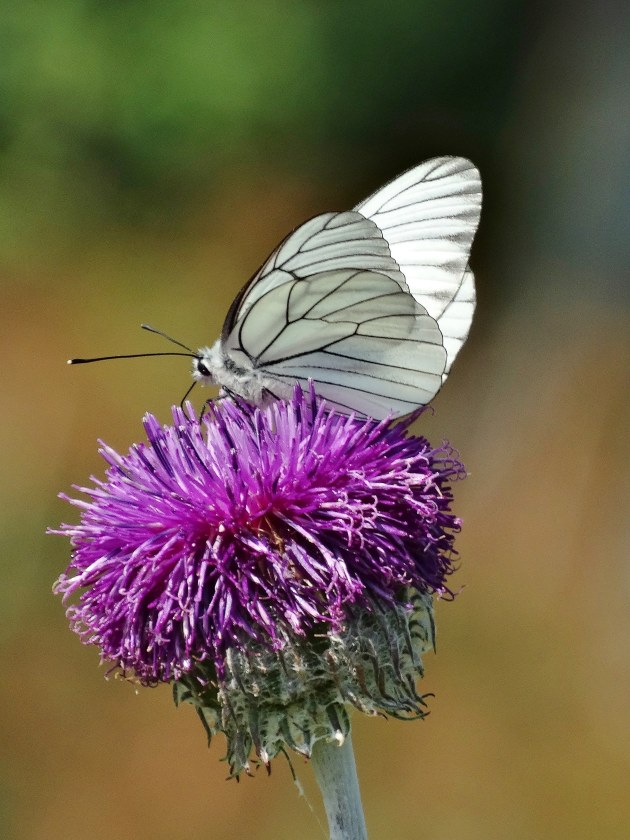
[[193, 340, 291, 406]]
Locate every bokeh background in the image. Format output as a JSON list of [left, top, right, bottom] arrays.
[[2, 2, 629, 838]]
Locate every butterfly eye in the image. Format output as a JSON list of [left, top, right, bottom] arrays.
[[196, 360, 211, 377]]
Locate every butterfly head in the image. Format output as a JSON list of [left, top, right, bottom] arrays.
[[193, 339, 282, 407], [192, 344, 221, 387]]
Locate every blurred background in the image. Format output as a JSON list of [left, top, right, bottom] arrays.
[[2, 1, 629, 838]]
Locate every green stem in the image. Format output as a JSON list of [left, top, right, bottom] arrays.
[[311, 734, 368, 840]]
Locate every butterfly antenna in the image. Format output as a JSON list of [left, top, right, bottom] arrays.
[[68, 351, 195, 365], [141, 323, 194, 352], [69, 324, 200, 365]]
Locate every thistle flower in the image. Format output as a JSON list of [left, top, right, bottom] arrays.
[[53, 385, 465, 776]]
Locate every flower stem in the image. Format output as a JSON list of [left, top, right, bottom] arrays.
[[311, 734, 368, 840]]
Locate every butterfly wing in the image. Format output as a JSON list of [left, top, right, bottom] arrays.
[[222, 268, 446, 418], [222, 210, 409, 340], [354, 156, 482, 377]]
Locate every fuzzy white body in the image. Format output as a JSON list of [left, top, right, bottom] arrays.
[[193, 340, 293, 405]]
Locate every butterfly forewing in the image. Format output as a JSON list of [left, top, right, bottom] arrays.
[[434, 267, 475, 378], [354, 156, 481, 371], [225, 210, 407, 334]]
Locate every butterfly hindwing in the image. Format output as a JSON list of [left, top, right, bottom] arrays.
[[222, 268, 446, 418]]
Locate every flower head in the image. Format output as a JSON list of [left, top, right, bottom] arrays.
[[54, 385, 465, 773]]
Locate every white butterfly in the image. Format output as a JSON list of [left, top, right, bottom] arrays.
[[193, 156, 481, 419]]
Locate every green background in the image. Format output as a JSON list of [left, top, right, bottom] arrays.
[[2, 2, 629, 838]]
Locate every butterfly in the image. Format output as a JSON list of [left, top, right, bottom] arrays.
[[71, 156, 481, 418], [192, 156, 481, 419]]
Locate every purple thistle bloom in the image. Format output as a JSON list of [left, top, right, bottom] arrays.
[[54, 385, 464, 713]]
